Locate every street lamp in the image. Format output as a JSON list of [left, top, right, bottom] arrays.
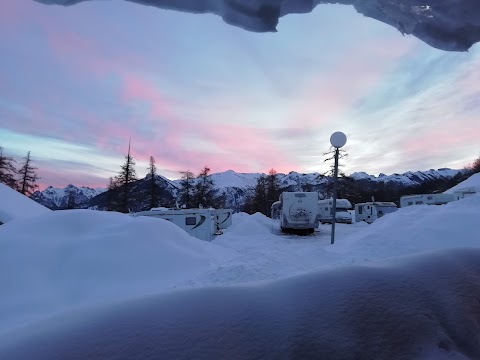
[[329, 131, 347, 245]]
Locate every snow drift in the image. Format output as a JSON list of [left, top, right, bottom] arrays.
[[33, 0, 480, 51], [445, 173, 480, 194], [2, 248, 480, 360], [332, 194, 480, 264], [0, 209, 236, 332], [0, 183, 50, 224]]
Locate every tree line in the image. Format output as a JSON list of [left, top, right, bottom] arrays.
[[2, 141, 479, 215], [0, 146, 40, 196], [104, 141, 223, 213]]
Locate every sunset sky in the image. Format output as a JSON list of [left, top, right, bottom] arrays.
[[0, 0, 479, 189]]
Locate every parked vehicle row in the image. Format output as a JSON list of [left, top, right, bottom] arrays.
[[131, 208, 233, 241], [131, 187, 476, 241]]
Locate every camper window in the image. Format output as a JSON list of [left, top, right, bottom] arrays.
[[408, 202, 413, 206], [325, 207, 328, 211], [427, 196, 433, 200], [416, 201, 423, 205], [358, 207, 363, 214], [185, 217, 197, 226]]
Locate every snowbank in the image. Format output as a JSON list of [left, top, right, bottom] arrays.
[[0, 209, 237, 332], [332, 194, 480, 264], [2, 248, 480, 360], [0, 183, 50, 224], [445, 172, 480, 194], [220, 212, 273, 237]]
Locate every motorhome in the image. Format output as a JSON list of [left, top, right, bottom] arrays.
[[214, 209, 233, 232], [131, 208, 217, 241], [276, 192, 319, 234], [400, 193, 456, 208], [318, 198, 353, 224], [355, 202, 398, 224]]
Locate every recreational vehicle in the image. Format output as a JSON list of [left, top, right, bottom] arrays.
[[355, 202, 398, 224], [131, 208, 217, 241], [318, 198, 353, 224], [214, 209, 233, 232], [277, 192, 319, 234], [400, 193, 456, 208]]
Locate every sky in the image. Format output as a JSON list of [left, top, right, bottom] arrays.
[[0, 0, 479, 189]]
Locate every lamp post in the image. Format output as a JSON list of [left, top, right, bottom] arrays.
[[329, 131, 347, 245]]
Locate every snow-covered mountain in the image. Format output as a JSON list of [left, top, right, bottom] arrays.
[[350, 168, 462, 187], [31, 168, 465, 211], [31, 184, 106, 209]]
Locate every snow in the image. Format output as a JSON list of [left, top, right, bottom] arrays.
[[208, 170, 261, 189], [31, 184, 106, 208], [0, 209, 237, 333], [0, 183, 50, 224], [1, 177, 480, 358], [445, 172, 480, 194], [350, 168, 462, 186], [33, 0, 480, 51], [3, 248, 480, 359]]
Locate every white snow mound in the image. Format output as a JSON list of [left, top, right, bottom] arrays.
[[0, 209, 237, 332], [0, 183, 50, 224], [332, 194, 480, 264], [445, 172, 480, 194], [222, 212, 273, 237]]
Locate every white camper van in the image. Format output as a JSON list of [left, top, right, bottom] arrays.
[[131, 208, 217, 241], [277, 192, 319, 234], [214, 209, 233, 232], [400, 193, 456, 208], [318, 198, 353, 224], [355, 202, 398, 224]]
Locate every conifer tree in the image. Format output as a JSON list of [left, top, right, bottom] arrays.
[[252, 174, 269, 215], [146, 156, 160, 209], [178, 170, 195, 208], [115, 140, 137, 213], [323, 147, 348, 198], [193, 166, 216, 208], [18, 151, 39, 196], [105, 176, 120, 211], [266, 168, 281, 212], [0, 146, 17, 189]]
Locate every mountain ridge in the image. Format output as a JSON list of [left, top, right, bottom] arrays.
[[30, 168, 466, 212]]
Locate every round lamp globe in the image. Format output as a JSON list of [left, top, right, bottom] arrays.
[[330, 131, 347, 148]]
